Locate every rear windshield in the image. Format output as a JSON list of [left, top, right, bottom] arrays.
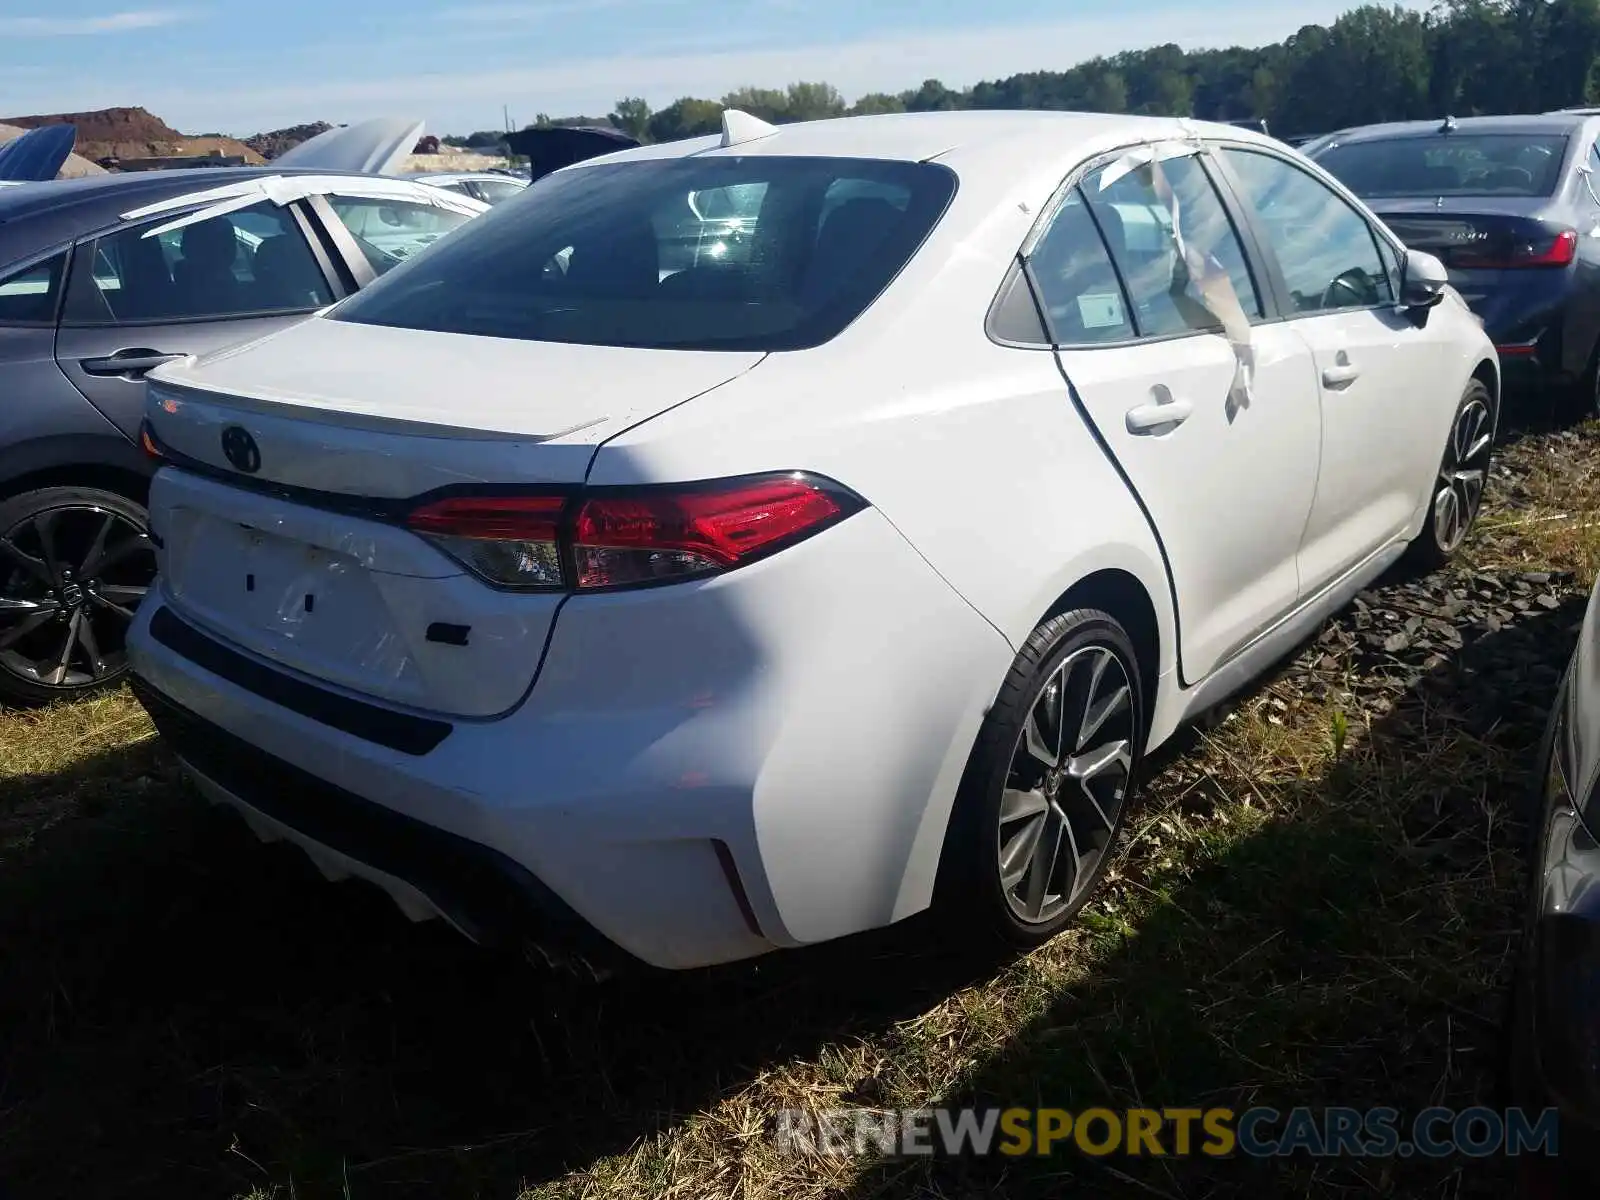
[[1315, 133, 1570, 198], [331, 156, 958, 351]]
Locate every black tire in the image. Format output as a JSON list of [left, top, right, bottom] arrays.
[[0, 486, 155, 707], [1403, 378, 1496, 572], [937, 608, 1146, 951]]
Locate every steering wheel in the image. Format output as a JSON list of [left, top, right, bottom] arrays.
[[1321, 269, 1372, 310]]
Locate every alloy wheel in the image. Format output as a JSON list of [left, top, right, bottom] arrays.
[[1432, 395, 1494, 554], [998, 643, 1135, 925], [0, 505, 155, 690]]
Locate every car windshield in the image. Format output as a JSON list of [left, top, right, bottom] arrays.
[[330, 156, 957, 351], [1315, 133, 1570, 198]]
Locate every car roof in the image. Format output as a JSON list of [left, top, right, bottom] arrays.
[[410, 171, 524, 184], [578, 109, 1285, 181], [1314, 113, 1592, 145], [0, 165, 377, 223], [0, 166, 426, 269]]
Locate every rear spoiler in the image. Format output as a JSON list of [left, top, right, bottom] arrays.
[[502, 126, 640, 181]]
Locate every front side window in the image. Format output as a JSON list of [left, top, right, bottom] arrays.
[[1082, 152, 1262, 338], [0, 251, 65, 325], [1222, 149, 1394, 314], [326, 197, 477, 277], [1316, 132, 1569, 199], [331, 156, 957, 351], [63, 201, 333, 325]]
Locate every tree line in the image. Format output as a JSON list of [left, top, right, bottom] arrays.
[[443, 0, 1600, 150]]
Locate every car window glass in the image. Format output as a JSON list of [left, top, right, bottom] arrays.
[[1026, 189, 1136, 345], [0, 251, 65, 325], [64, 201, 333, 325], [327, 197, 474, 276], [654, 182, 772, 276], [330, 157, 957, 352], [1316, 133, 1568, 199], [474, 179, 526, 205], [1222, 148, 1394, 313], [1081, 152, 1262, 338]]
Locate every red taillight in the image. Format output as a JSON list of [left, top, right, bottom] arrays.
[[573, 477, 849, 589], [1451, 228, 1577, 269], [407, 494, 565, 541], [138, 420, 163, 461], [407, 494, 567, 589], [405, 475, 861, 591]]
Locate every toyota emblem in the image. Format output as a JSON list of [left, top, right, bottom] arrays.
[[220, 425, 261, 474]]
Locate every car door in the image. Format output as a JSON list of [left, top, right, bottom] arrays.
[[53, 198, 341, 438], [1213, 145, 1449, 598], [1034, 146, 1324, 683]]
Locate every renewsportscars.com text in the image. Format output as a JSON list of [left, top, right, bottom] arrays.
[[775, 1105, 1560, 1159]]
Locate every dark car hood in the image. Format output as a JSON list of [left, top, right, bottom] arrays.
[[503, 126, 640, 181], [0, 124, 76, 183]]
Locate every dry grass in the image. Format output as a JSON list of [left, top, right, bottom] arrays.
[[0, 421, 1596, 1199]]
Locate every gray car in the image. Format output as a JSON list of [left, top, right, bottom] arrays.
[[0, 168, 482, 704]]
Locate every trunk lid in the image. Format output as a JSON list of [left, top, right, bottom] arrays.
[[144, 319, 763, 717], [145, 316, 764, 494], [1372, 198, 1577, 313]]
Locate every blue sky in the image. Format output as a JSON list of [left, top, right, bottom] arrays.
[[1, 1, 1430, 137]]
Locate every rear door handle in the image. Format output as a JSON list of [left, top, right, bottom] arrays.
[[80, 349, 186, 377], [1125, 397, 1193, 434], [1321, 363, 1361, 388]]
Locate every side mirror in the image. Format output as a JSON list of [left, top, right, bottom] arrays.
[[1400, 248, 1449, 309]]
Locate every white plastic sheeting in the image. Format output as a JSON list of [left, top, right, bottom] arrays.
[[119, 173, 487, 242], [1091, 139, 1257, 407]]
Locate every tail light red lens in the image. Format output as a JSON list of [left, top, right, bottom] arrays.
[[1450, 228, 1577, 269], [405, 474, 862, 591], [573, 477, 850, 589], [407, 494, 566, 588]]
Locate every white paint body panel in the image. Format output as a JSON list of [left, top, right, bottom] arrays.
[[1291, 304, 1462, 597], [1056, 324, 1321, 681], [128, 110, 1498, 969]]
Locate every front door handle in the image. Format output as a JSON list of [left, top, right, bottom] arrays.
[[1125, 396, 1193, 434], [1321, 362, 1361, 388], [80, 349, 186, 378]]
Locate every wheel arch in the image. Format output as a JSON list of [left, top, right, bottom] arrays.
[[1039, 567, 1162, 734], [0, 434, 154, 507]]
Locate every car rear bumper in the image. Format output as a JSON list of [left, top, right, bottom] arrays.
[[127, 506, 1013, 970]]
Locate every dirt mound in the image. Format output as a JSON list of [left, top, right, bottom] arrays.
[[245, 122, 334, 161], [4, 105, 183, 144], [1, 106, 265, 167]]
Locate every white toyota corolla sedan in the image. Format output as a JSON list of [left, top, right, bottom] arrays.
[[126, 109, 1497, 973]]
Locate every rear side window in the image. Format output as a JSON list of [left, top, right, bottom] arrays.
[[1028, 192, 1136, 345], [64, 200, 334, 326], [326, 197, 474, 276], [0, 251, 65, 325], [331, 156, 958, 351], [1081, 153, 1262, 337]]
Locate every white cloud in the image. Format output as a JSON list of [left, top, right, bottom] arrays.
[[2, 1, 1433, 132], [0, 9, 184, 37]]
